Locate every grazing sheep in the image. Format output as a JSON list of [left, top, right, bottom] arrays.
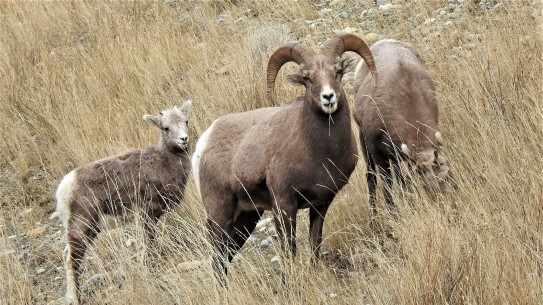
[[354, 39, 453, 219], [192, 33, 377, 281], [53, 101, 192, 305]]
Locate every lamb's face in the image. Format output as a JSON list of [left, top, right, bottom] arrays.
[[143, 100, 192, 151], [160, 108, 190, 150], [287, 55, 357, 115]]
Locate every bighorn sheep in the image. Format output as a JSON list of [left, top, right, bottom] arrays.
[[353, 39, 452, 218], [52, 101, 192, 305], [192, 33, 377, 281]]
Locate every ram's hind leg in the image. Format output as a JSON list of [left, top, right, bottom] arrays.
[[230, 210, 261, 260], [205, 192, 238, 285]]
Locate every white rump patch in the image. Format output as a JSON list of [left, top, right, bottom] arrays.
[[55, 171, 77, 229], [192, 120, 216, 199], [55, 170, 79, 304]]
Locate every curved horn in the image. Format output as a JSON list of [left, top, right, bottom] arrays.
[[266, 43, 316, 100], [321, 33, 378, 86]]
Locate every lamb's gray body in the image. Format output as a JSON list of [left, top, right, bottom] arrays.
[[54, 102, 192, 305]]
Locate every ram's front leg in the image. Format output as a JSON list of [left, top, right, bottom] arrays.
[[272, 196, 298, 258], [309, 203, 330, 262]]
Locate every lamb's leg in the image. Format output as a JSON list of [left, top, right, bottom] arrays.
[[272, 196, 298, 258], [143, 209, 162, 263], [65, 214, 99, 305], [309, 203, 330, 262]]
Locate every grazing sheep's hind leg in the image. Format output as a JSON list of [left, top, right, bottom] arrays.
[[365, 158, 378, 219], [378, 158, 397, 218]]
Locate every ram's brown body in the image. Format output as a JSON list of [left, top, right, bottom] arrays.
[[193, 33, 378, 281]]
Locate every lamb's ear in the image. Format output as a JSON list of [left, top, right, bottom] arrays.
[[286, 73, 304, 86], [180, 100, 192, 118], [143, 115, 160, 128]]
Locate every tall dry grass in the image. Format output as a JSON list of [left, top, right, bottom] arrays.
[[0, 0, 541, 304]]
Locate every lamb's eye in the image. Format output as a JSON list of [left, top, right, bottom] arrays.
[[336, 69, 343, 75], [164, 127, 170, 132], [186, 120, 188, 124], [303, 76, 311, 82]]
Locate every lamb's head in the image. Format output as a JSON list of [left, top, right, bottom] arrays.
[[143, 100, 192, 152], [266, 33, 377, 115], [401, 132, 452, 190]]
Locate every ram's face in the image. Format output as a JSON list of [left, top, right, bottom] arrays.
[[287, 55, 358, 115]]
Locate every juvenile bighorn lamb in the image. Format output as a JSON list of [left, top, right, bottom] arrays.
[[354, 39, 452, 218], [53, 101, 192, 305], [192, 33, 377, 280]]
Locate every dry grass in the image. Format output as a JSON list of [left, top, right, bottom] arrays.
[[0, 0, 541, 304]]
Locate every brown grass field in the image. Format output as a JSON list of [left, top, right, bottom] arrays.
[[0, 0, 542, 304]]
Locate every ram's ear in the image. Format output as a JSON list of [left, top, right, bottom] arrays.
[[286, 73, 305, 86], [143, 115, 160, 129]]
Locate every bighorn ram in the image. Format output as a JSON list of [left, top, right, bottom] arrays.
[[354, 39, 452, 218], [52, 102, 192, 304], [192, 33, 377, 280]]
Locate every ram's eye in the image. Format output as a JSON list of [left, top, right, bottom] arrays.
[[303, 76, 310, 82], [186, 120, 189, 124], [164, 127, 170, 132], [336, 68, 343, 75]]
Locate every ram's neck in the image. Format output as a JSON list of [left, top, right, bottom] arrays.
[[299, 94, 353, 148]]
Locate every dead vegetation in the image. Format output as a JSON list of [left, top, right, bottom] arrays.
[[0, 1, 541, 304]]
